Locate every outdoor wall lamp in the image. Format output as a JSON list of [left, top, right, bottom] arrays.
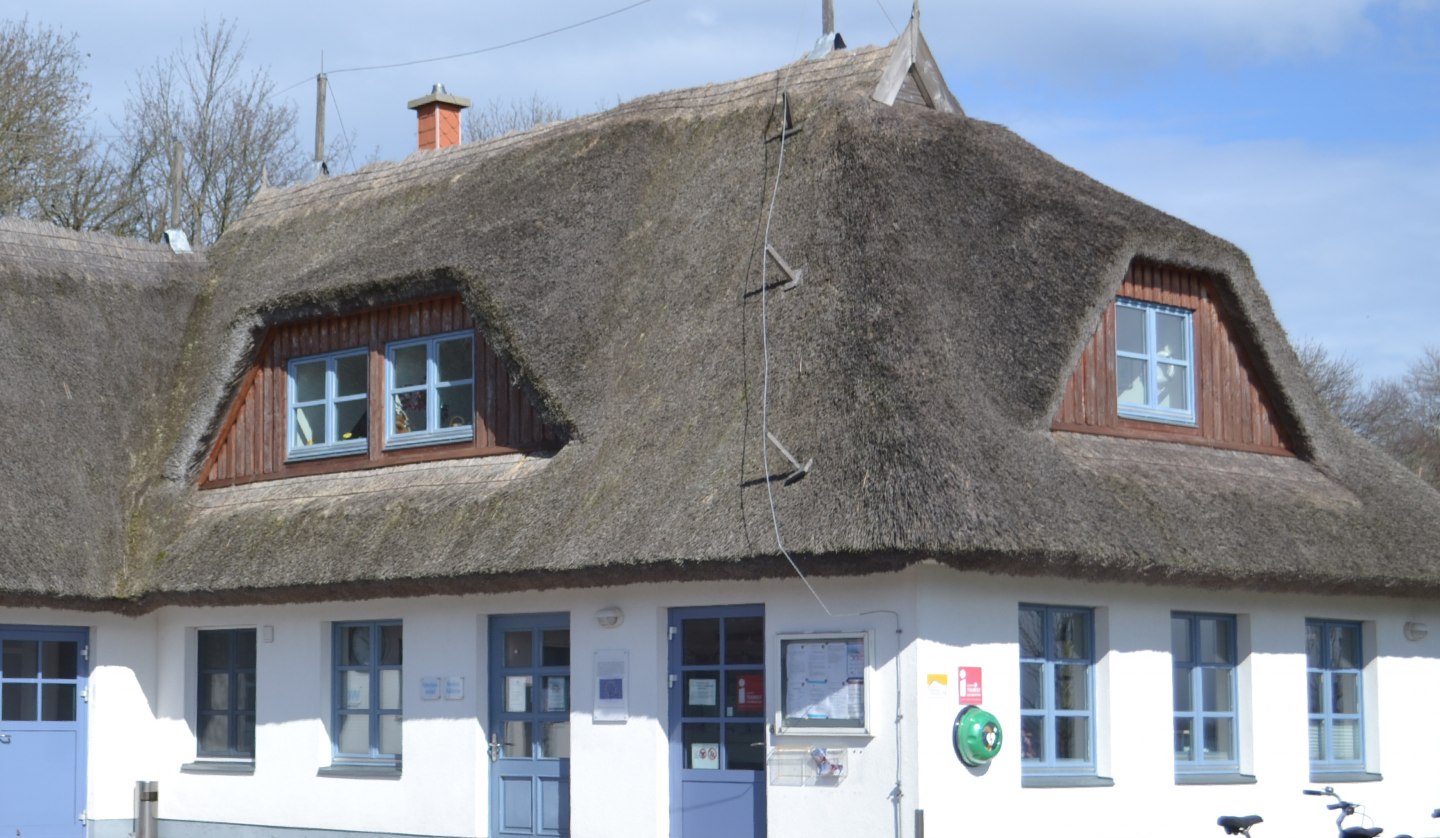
[[595, 607, 624, 629], [1403, 621, 1428, 642]]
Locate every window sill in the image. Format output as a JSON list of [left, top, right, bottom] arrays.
[[1176, 772, 1256, 786], [1309, 770, 1382, 784], [181, 760, 255, 775], [1022, 774, 1115, 789], [318, 763, 402, 779]]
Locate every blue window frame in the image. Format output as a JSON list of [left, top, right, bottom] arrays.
[[385, 331, 474, 449], [1115, 298, 1195, 425], [1172, 613, 1238, 773], [1019, 605, 1094, 773], [287, 348, 369, 460], [197, 628, 256, 759], [1307, 619, 1364, 770], [333, 621, 403, 763]]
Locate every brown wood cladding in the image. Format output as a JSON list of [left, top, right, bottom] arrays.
[[1052, 261, 1295, 456], [200, 295, 560, 488]]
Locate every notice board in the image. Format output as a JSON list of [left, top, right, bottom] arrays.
[[777, 632, 870, 734]]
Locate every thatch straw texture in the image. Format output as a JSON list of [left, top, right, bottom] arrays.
[[2, 37, 1436, 611]]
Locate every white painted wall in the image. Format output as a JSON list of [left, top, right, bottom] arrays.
[[912, 563, 1440, 838], [4, 565, 1439, 838]]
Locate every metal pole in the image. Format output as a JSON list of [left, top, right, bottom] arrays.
[[168, 140, 183, 231], [315, 72, 328, 175], [822, 0, 834, 34]]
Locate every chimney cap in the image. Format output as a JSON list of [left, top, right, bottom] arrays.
[[407, 83, 471, 111]]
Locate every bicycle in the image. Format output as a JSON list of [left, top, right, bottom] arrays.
[[1303, 786, 1390, 838]]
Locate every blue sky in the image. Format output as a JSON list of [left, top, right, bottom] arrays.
[[29, 0, 1440, 382]]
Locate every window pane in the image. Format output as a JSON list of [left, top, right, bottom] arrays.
[[1156, 363, 1188, 410], [342, 671, 371, 709], [235, 630, 256, 668], [541, 676, 569, 713], [1116, 305, 1146, 355], [1117, 357, 1148, 405], [238, 672, 255, 711], [379, 670, 401, 710], [1172, 668, 1193, 712], [1054, 716, 1090, 762], [1174, 716, 1194, 761], [237, 715, 255, 757], [342, 626, 371, 666], [1308, 672, 1324, 713], [683, 723, 721, 769], [725, 723, 766, 771], [392, 343, 428, 389], [338, 714, 370, 755], [505, 676, 533, 712], [1, 683, 36, 721], [1305, 623, 1322, 668], [1171, 617, 1191, 661], [40, 684, 75, 722], [379, 625, 402, 666], [4, 640, 38, 678], [199, 714, 229, 753], [199, 632, 230, 670], [1332, 673, 1360, 714], [1020, 663, 1044, 710], [1019, 609, 1043, 659], [379, 714, 402, 756], [1329, 624, 1360, 669], [540, 721, 570, 758], [1199, 618, 1232, 665], [293, 359, 325, 402], [683, 672, 720, 717], [1051, 611, 1089, 661], [541, 630, 568, 667], [504, 720, 532, 758], [437, 336, 473, 382], [1054, 664, 1089, 711], [336, 399, 368, 442], [1203, 717, 1235, 762], [504, 631, 533, 668], [1020, 715, 1043, 761], [1156, 312, 1187, 361], [682, 619, 720, 665], [42, 642, 78, 680], [1332, 719, 1361, 761], [203, 673, 229, 710], [294, 405, 326, 447], [437, 384, 473, 429], [1201, 668, 1232, 712], [335, 353, 367, 397], [1309, 719, 1323, 760], [393, 391, 427, 434], [725, 617, 764, 665]]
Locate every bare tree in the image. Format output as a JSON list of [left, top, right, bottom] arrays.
[[1296, 340, 1367, 431], [115, 19, 306, 246], [463, 94, 568, 143], [0, 18, 93, 219]]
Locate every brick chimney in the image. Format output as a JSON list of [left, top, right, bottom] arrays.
[[407, 84, 471, 151]]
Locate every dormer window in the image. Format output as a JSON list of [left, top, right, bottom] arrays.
[[1115, 298, 1194, 426], [201, 295, 560, 488], [288, 349, 370, 460], [386, 332, 474, 448]]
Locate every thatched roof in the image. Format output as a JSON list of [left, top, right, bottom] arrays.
[[2, 28, 1437, 612]]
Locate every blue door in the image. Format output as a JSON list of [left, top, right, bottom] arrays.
[[668, 605, 766, 838], [489, 614, 569, 837], [0, 626, 88, 838]]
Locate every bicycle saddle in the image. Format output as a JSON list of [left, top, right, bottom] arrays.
[[1341, 828, 1383, 838], [1218, 815, 1263, 834]]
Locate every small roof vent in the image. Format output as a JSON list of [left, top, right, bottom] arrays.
[[163, 229, 192, 254]]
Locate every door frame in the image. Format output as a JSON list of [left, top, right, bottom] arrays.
[[0, 624, 90, 838], [667, 604, 767, 838]]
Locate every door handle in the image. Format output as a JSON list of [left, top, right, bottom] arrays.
[[487, 732, 512, 763], [0, 732, 10, 744]]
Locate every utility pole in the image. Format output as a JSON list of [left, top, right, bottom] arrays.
[[168, 139, 183, 231], [315, 73, 328, 176], [823, 0, 835, 34]]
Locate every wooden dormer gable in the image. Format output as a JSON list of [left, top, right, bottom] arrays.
[[200, 293, 562, 488], [1052, 259, 1297, 456]]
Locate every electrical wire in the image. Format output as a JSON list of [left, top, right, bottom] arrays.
[[874, 0, 903, 36], [325, 77, 358, 174]]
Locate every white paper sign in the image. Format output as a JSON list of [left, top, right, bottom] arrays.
[[594, 650, 628, 723], [691, 742, 720, 769], [689, 678, 718, 707]]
